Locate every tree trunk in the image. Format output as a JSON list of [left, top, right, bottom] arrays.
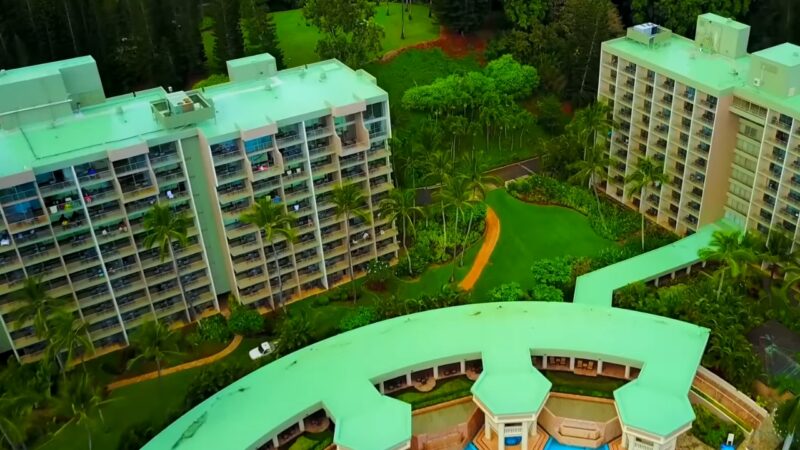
[[400, 1, 405, 39], [460, 210, 474, 266], [428, 0, 432, 17], [440, 201, 447, 260], [86, 423, 92, 450], [716, 270, 725, 301], [578, 11, 601, 100], [0, 423, 17, 450], [402, 217, 412, 274], [269, 241, 286, 311], [640, 188, 646, 250], [169, 245, 191, 322], [344, 214, 357, 303], [591, 175, 606, 231], [63, 1, 79, 55], [450, 209, 460, 282]]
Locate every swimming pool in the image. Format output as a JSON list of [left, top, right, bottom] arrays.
[[544, 437, 610, 450]]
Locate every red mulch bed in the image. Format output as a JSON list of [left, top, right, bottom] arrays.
[[381, 26, 489, 63]]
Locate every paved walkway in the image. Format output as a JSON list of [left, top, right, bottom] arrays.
[[107, 335, 244, 391], [458, 207, 500, 291]]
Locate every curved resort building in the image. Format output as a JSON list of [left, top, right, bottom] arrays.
[[145, 222, 737, 450]]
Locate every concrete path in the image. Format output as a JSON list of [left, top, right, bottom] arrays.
[[107, 335, 244, 391], [458, 208, 500, 291]]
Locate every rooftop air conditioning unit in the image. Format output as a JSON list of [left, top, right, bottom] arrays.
[[753, 78, 762, 87]]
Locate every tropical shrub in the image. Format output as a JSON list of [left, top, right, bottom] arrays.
[[313, 295, 330, 307], [489, 282, 528, 302], [690, 405, 743, 448], [184, 361, 255, 409], [276, 312, 312, 355], [339, 307, 378, 332], [365, 259, 393, 291], [197, 314, 232, 343], [531, 256, 575, 290], [228, 307, 265, 337], [529, 284, 564, 302]]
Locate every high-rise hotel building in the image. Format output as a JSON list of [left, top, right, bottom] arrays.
[[0, 54, 397, 361], [599, 13, 800, 241]]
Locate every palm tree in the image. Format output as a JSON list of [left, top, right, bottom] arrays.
[[625, 157, 668, 250], [331, 183, 372, 302], [378, 189, 424, 274], [569, 143, 610, 230], [436, 175, 476, 281], [126, 320, 181, 379], [13, 277, 65, 338], [0, 391, 34, 450], [53, 373, 112, 450], [143, 202, 193, 321], [777, 396, 800, 450], [46, 310, 94, 375], [462, 151, 502, 200], [239, 198, 297, 310], [699, 230, 758, 301], [567, 102, 611, 159]]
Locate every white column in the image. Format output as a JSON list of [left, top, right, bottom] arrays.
[[498, 423, 506, 450], [379, 382, 385, 394], [272, 437, 279, 448], [621, 432, 628, 448], [405, 373, 412, 385], [460, 360, 466, 373], [597, 360, 604, 374], [569, 357, 575, 370], [521, 422, 529, 449], [542, 356, 547, 369], [433, 366, 439, 379], [625, 365, 631, 378], [686, 265, 692, 274], [671, 271, 676, 279], [299, 420, 305, 432], [484, 416, 491, 439], [654, 277, 659, 287]]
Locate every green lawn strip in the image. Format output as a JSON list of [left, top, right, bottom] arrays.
[[273, 4, 439, 68], [544, 371, 627, 399], [38, 368, 200, 450], [471, 189, 616, 300], [287, 430, 334, 450], [392, 376, 474, 410]]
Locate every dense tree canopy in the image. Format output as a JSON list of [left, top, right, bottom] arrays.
[[631, 0, 751, 35], [302, 0, 384, 67], [431, 0, 489, 33]]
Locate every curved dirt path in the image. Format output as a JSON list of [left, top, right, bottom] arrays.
[[107, 335, 244, 391], [458, 207, 500, 291]]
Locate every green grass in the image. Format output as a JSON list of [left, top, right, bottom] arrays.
[[471, 190, 616, 299], [273, 4, 439, 68], [544, 371, 628, 399], [392, 376, 474, 409], [288, 430, 334, 450]]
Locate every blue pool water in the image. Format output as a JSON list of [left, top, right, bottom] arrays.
[[464, 443, 479, 450], [544, 437, 610, 450]]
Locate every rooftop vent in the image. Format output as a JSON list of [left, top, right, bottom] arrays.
[[627, 22, 672, 47]]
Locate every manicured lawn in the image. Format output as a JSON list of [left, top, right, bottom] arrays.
[[273, 4, 439, 68], [471, 189, 616, 299], [544, 371, 628, 399], [392, 376, 474, 409]]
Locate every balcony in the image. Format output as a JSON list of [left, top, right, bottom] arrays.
[[39, 180, 77, 196]]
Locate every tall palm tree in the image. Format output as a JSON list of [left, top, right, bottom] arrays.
[[46, 310, 94, 375], [143, 203, 192, 321], [126, 320, 181, 379], [567, 102, 611, 159], [462, 151, 502, 200], [53, 373, 112, 450], [699, 230, 758, 301], [378, 189, 424, 274], [569, 143, 610, 230], [239, 198, 297, 310], [625, 157, 668, 250], [13, 277, 65, 338], [331, 183, 372, 302], [778, 395, 800, 450], [436, 175, 476, 280]]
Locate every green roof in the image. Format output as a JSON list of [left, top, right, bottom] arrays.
[[602, 35, 751, 96], [573, 220, 734, 307], [144, 301, 708, 450], [0, 58, 386, 178], [698, 13, 750, 31]]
